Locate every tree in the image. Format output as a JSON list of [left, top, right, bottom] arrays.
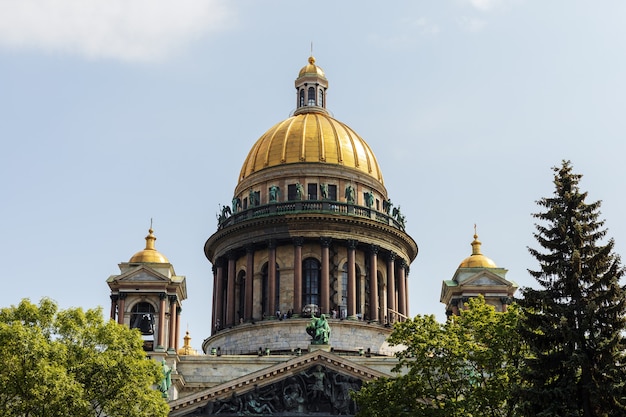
[[0, 298, 169, 417], [353, 296, 521, 417], [517, 160, 626, 416]]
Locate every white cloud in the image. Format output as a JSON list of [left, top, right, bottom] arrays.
[[464, 0, 521, 12], [468, 0, 500, 11], [0, 0, 232, 62]]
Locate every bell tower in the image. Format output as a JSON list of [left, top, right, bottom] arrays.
[[440, 229, 517, 317], [107, 228, 187, 353]]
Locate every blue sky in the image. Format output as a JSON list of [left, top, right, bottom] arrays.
[[2, 1, 626, 350]]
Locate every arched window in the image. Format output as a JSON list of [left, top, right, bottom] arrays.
[[237, 270, 246, 323], [261, 263, 280, 316], [356, 265, 362, 317], [341, 263, 348, 318], [303, 258, 321, 309], [318, 88, 324, 107], [307, 87, 315, 106], [378, 270, 386, 323], [299, 89, 305, 106], [130, 302, 155, 335]]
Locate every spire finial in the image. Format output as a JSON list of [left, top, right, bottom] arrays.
[[471, 225, 482, 255], [144, 227, 157, 251]]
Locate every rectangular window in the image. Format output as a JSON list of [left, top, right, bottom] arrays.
[[308, 183, 318, 200], [287, 184, 297, 201], [243, 197, 248, 210], [327, 185, 337, 201]]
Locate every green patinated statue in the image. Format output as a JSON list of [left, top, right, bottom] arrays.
[[306, 314, 331, 345], [159, 359, 172, 398]]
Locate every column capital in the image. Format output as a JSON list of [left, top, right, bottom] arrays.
[[451, 299, 460, 307], [347, 239, 358, 250], [168, 295, 178, 304], [246, 244, 255, 254], [227, 250, 237, 260], [110, 294, 119, 302], [387, 251, 397, 262], [369, 244, 379, 255], [118, 292, 127, 300], [293, 237, 304, 247], [159, 293, 168, 300], [500, 296, 511, 305], [320, 237, 332, 248], [268, 239, 276, 249]]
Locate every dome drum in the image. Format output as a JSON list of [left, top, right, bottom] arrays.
[[205, 227, 414, 353]]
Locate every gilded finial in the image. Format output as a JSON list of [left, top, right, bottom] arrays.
[[471, 225, 482, 256], [145, 228, 157, 251]]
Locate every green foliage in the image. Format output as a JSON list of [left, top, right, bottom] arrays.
[[353, 296, 521, 417], [518, 161, 626, 417], [0, 298, 169, 417]]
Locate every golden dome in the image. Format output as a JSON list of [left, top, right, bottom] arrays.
[[458, 232, 497, 268], [298, 55, 325, 78], [129, 228, 170, 263], [177, 331, 198, 356], [239, 112, 384, 184]]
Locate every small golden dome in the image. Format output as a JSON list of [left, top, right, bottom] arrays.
[[239, 112, 383, 184], [458, 232, 497, 268], [177, 331, 198, 356], [298, 55, 326, 78], [129, 228, 169, 263]]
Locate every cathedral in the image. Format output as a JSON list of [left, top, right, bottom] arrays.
[[105, 57, 517, 416]]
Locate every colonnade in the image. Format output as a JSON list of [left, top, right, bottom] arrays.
[[109, 293, 181, 351], [211, 238, 410, 333]]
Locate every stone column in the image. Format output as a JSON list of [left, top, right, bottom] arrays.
[[293, 238, 304, 315], [268, 240, 277, 316], [226, 253, 236, 327], [451, 299, 460, 316], [245, 246, 254, 321], [500, 296, 510, 312], [397, 260, 407, 321], [109, 294, 118, 321], [347, 240, 357, 319], [369, 245, 379, 322], [168, 295, 177, 351], [117, 293, 126, 325], [175, 308, 181, 351], [320, 237, 331, 315], [387, 252, 396, 323], [158, 293, 167, 348], [214, 262, 224, 333]]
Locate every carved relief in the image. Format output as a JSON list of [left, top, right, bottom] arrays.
[[184, 365, 362, 416]]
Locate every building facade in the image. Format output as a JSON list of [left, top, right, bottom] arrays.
[[106, 57, 514, 417]]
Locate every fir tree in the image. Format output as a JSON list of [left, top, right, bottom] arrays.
[[518, 160, 626, 417]]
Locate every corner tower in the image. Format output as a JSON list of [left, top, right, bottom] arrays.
[[107, 228, 187, 353], [440, 229, 517, 316], [203, 57, 418, 355]]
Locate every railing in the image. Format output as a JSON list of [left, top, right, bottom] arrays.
[[217, 200, 406, 231]]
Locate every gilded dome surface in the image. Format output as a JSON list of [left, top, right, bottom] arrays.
[[298, 56, 325, 78], [239, 112, 384, 184], [129, 228, 169, 263], [459, 254, 497, 268]]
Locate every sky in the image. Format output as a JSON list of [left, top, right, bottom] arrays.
[[2, 0, 626, 351]]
